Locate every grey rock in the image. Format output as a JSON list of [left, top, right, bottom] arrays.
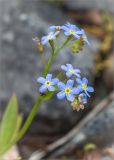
[[28, 101, 114, 159], [0, 0, 99, 134], [82, 101, 114, 147], [64, 0, 114, 13]]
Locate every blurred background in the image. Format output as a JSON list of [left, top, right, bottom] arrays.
[[0, 0, 114, 159]]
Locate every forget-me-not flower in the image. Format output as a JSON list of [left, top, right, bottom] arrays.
[[76, 77, 94, 97], [50, 25, 61, 31], [37, 74, 59, 93], [61, 22, 83, 39], [41, 32, 59, 45], [57, 80, 80, 102], [78, 93, 87, 104], [61, 64, 81, 78]]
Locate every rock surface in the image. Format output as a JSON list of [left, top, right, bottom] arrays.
[[83, 100, 114, 147], [64, 0, 114, 13], [103, 53, 114, 90], [0, 0, 99, 134], [27, 99, 114, 159]]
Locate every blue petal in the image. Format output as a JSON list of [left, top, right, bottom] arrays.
[[78, 93, 87, 104], [87, 86, 94, 92], [77, 85, 83, 92], [41, 38, 48, 45], [46, 74, 52, 80], [49, 26, 55, 30], [66, 80, 74, 87], [66, 64, 73, 69], [74, 69, 81, 73], [51, 78, 59, 85], [61, 26, 69, 31], [85, 90, 90, 97], [54, 31, 59, 36], [58, 82, 65, 90], [71, 87, 80, 94], [82, 77, 88, 84], [76, 30, 84, 34], [37, 77, 46, 84], [66, 94, 74, 102], [57, 91, 65, 100], [64, 31, 70, 36], [82, 93, 87, 99], [47, 85, 55, 91], [74, 72, 81, 78], [74, 34, 80, 39], [61, 65, 68, 71], [39, 85, 47, 93], [76, 78, 82, 84], [41, 36, 47, 41], [66, 71, 72, 77], [83, 99, 87, 104]]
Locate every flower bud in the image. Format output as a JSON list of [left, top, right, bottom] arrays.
[[70, 37, 84, 54], [71, 97, 85, 111], [49, 39, 54, 50], [55, 26, 61, 31], [33, 37, 44, 54]]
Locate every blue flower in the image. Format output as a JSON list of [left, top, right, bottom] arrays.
[[50, 25, 61, 31], [57, 80, 80, 102], [37, 74, 59, 93], [61, 64, 81, 78], [76, 77, 94, 97], [61, 22, 83, 38], [78, 93, 87, 104], [41, 32, 59, 45]]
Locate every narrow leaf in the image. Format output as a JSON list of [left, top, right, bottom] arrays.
[[11, 114, 23, 141], [0, 94, 18, 147]]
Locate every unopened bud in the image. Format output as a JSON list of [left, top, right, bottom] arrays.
[[33, 37, 44, 54], [55, 26, 61, 31], [49, 39, 54, 50], [70, 37, 85, 54], [71, 97, 85, 111]]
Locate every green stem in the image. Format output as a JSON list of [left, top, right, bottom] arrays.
[[44, 37, 72, 76], [16, 96, 42, 140], [0, 36, 72, 157], [0, 96, 42, 156]]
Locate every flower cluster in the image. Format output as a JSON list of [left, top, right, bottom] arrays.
[[41, 22, 89, 46], [37, 64, 94, 111], [36, 22, 94, 111]]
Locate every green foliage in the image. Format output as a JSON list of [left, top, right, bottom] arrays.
[[0, 94, 22, 156]]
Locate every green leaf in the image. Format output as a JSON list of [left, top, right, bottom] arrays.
[[11, 114, 23, 141], [0, 94, 18, 147]]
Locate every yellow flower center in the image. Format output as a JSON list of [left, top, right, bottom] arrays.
[[70, 29, 75, 35], [69, 69, 74, 73], [48, 35, 53, 40], [79, 95, 83, 99], [82, 84, 87, 90], [45, 81, 51, 86], [65, 87, 71, 94]]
